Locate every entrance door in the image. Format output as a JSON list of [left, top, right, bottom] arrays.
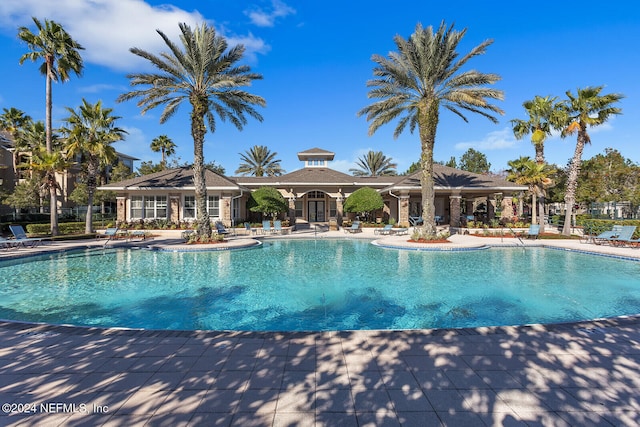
[[308, 201, 325, 222]]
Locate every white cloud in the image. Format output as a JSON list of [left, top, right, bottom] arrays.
[[245, 0, 295, 27], [78, 83, 127, 94], [0, 0, 269, 71], [454, 128, 518, 151]]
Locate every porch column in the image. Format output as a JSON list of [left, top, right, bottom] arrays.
[[221, 196, 232, 226], [501, 195, 513, 222], [116, 195, 126, 223], [399, 194, 410, 228], [449, 195, 462, 227], [465, 199, 475, 218], [487, 195, 496, 221], [288, 197, 296, 221], [169, 194, 180, 223], [336, 196, 344, 224]]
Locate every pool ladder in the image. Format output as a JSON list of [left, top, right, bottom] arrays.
[[505, 227, 525, 247]]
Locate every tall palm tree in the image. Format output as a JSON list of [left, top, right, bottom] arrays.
[[235, 145, 284, 177], [28, 148, 71, 215], [118, 22, 266, 237], [150, 135, 176, 166], [61, 99, 126, 233], [559, 86, 623, 235], [18, 17, 84, 236], [349, 150, 397, 176], [510, 95, 563, 231], [506, 157, 552, 225], [358, 22, 503, 235], [0, 107, 33, 176]]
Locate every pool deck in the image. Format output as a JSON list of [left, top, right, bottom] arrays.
[[1, 229, 640, 426]]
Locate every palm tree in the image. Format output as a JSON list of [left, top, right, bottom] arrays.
[[511, 96, 562, 164], [0, 107, 33, 176], [235, 145, 284, 177], [349, 150, 397, 176], [28, 148, 71, 216], [358, 22, 503, 235], [61, 99, 126, 233], [559, 86, 623, 235], [118, 22, 266, 237], [510, 95, 563, 231], [150, 135, 176, 166], [18, 17, 84, 236], [506, 157, 553, 225]]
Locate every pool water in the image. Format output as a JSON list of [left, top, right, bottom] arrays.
[[1, 240, 639, 331]]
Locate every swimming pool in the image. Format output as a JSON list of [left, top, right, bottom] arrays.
[[1, 239, 639, 331]]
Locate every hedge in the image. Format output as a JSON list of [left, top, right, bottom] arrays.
[[25, 222, 87, 236], [578, 219, 640, 239]]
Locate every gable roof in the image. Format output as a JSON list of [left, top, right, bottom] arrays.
[[233, 167, 399, 187], [99, 167, 243, 190], [388, 164, 527, 192]]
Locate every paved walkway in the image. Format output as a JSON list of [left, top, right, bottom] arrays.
[[1, 229, 640, 426]]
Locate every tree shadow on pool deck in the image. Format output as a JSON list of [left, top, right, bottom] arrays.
[[0, 317, 639, 425]]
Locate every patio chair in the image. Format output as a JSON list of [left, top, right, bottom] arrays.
[[9, 225, 44, 247], [214, 221, 231, 236], [244, 222, 257, 235], [593, 225, 624, 245], [344, 221, 362, 234], [525, 224, 540, 239], [262, 220, 272, 235], [374, 224, 394, 235], [409, 216, 424, 226], [273, 220, 282, 235]]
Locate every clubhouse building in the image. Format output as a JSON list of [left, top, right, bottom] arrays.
[[100, 148, 527, 228]]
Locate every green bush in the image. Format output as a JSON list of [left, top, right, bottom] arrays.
[[343, 187, 383, 221], [248, 187, 288, 218], [25, 222, 86, 236], [579, 219, 640, 238]]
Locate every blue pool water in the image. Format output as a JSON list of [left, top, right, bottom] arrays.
[[1, 240, 639, 331]]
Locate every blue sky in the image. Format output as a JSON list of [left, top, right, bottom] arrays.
[[0, 0, 637, 175]]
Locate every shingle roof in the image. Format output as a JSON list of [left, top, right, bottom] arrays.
[[100, 167, 241, 190], [233, 167, 399, 187], [389, 164, 527, 191]]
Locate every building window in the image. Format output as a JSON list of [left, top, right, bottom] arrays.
[[329, 200, 337, 218], [131, 196, 167, 219], [131, 196, 143, 219], [207, 195, 220, 217], [184, 196, 196, 218], [294, 200, 303, 217]]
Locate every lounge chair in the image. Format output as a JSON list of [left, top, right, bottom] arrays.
[[525, 224, 540, 239], [273, 220, 282, 235], [409, 216, 424, 226], [609, 226, 637, 247], [593, 225, 624, 245], [214, 221, 231, 236], [262, 220, 272, 235], [129, 230, 148, 240], [1, 236, 17, 250], [98, 227, 119, 239], [9, 225, 44, 247], [244, 222, 257, 235], [391, 227, 409, 236], [344, 221, 362, 233], [374, 224, 394, 235]]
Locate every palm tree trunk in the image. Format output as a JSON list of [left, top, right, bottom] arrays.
[[531, 192, 537, 225], [85, 160, 98, 234], [190, 97, 212, 237], [562, 130, 587, 236], [538, 195, 545, 233], [418, 100, 439, 236], [45, 57, 59, 236]]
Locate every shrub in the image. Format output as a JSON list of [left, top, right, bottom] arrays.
[[26, 222, 86, 236], [343, 187, 383, 221], [248, 187, 288, 218]]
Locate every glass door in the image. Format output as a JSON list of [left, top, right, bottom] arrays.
[[308, 201, 325, 222]]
